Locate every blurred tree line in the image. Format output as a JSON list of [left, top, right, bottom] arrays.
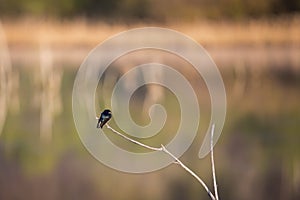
[[0, 0, 299, 21]]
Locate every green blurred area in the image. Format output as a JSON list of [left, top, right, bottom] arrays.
[[0, 0, 300, 20]]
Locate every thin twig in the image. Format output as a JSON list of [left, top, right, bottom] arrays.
[[211, 124, 219, 200], [106, 124, 162, 151], [104, 123, 216, 200]]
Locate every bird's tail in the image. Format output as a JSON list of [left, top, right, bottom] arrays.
[[96, 122, 101, 128]]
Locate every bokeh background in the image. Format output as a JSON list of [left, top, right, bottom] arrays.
[[0, 0, 300, 199]]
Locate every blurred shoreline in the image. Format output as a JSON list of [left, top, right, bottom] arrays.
[[3, 17, 300, 47], [2, 18, 299, 69]]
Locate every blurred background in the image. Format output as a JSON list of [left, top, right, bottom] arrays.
[[0, 0, 300, 199]]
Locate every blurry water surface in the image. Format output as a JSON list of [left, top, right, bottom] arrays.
[[0, 32, 300, 200]]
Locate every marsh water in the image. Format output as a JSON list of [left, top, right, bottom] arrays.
[[0, 45, 300, 200]]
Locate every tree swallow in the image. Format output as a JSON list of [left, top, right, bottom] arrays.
[[97, 109, 112, 128]]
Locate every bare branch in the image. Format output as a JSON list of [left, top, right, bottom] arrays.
[[104, 123, 217, 200], [211, 124, 219, 200], [106, 124, 162, 151], [161, 144, 216, 200]]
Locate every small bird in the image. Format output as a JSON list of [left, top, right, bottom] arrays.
[[96, 109, 112, 128]]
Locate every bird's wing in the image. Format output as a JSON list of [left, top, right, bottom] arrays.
[[100, 118, 110, 128]]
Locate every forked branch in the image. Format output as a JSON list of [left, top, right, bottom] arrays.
[[105, 124, 219, 200]]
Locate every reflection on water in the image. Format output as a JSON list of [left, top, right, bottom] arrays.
[[0, 41, 300, 199], [36, 40, 63, 143], [0, 22, 18, 136]]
